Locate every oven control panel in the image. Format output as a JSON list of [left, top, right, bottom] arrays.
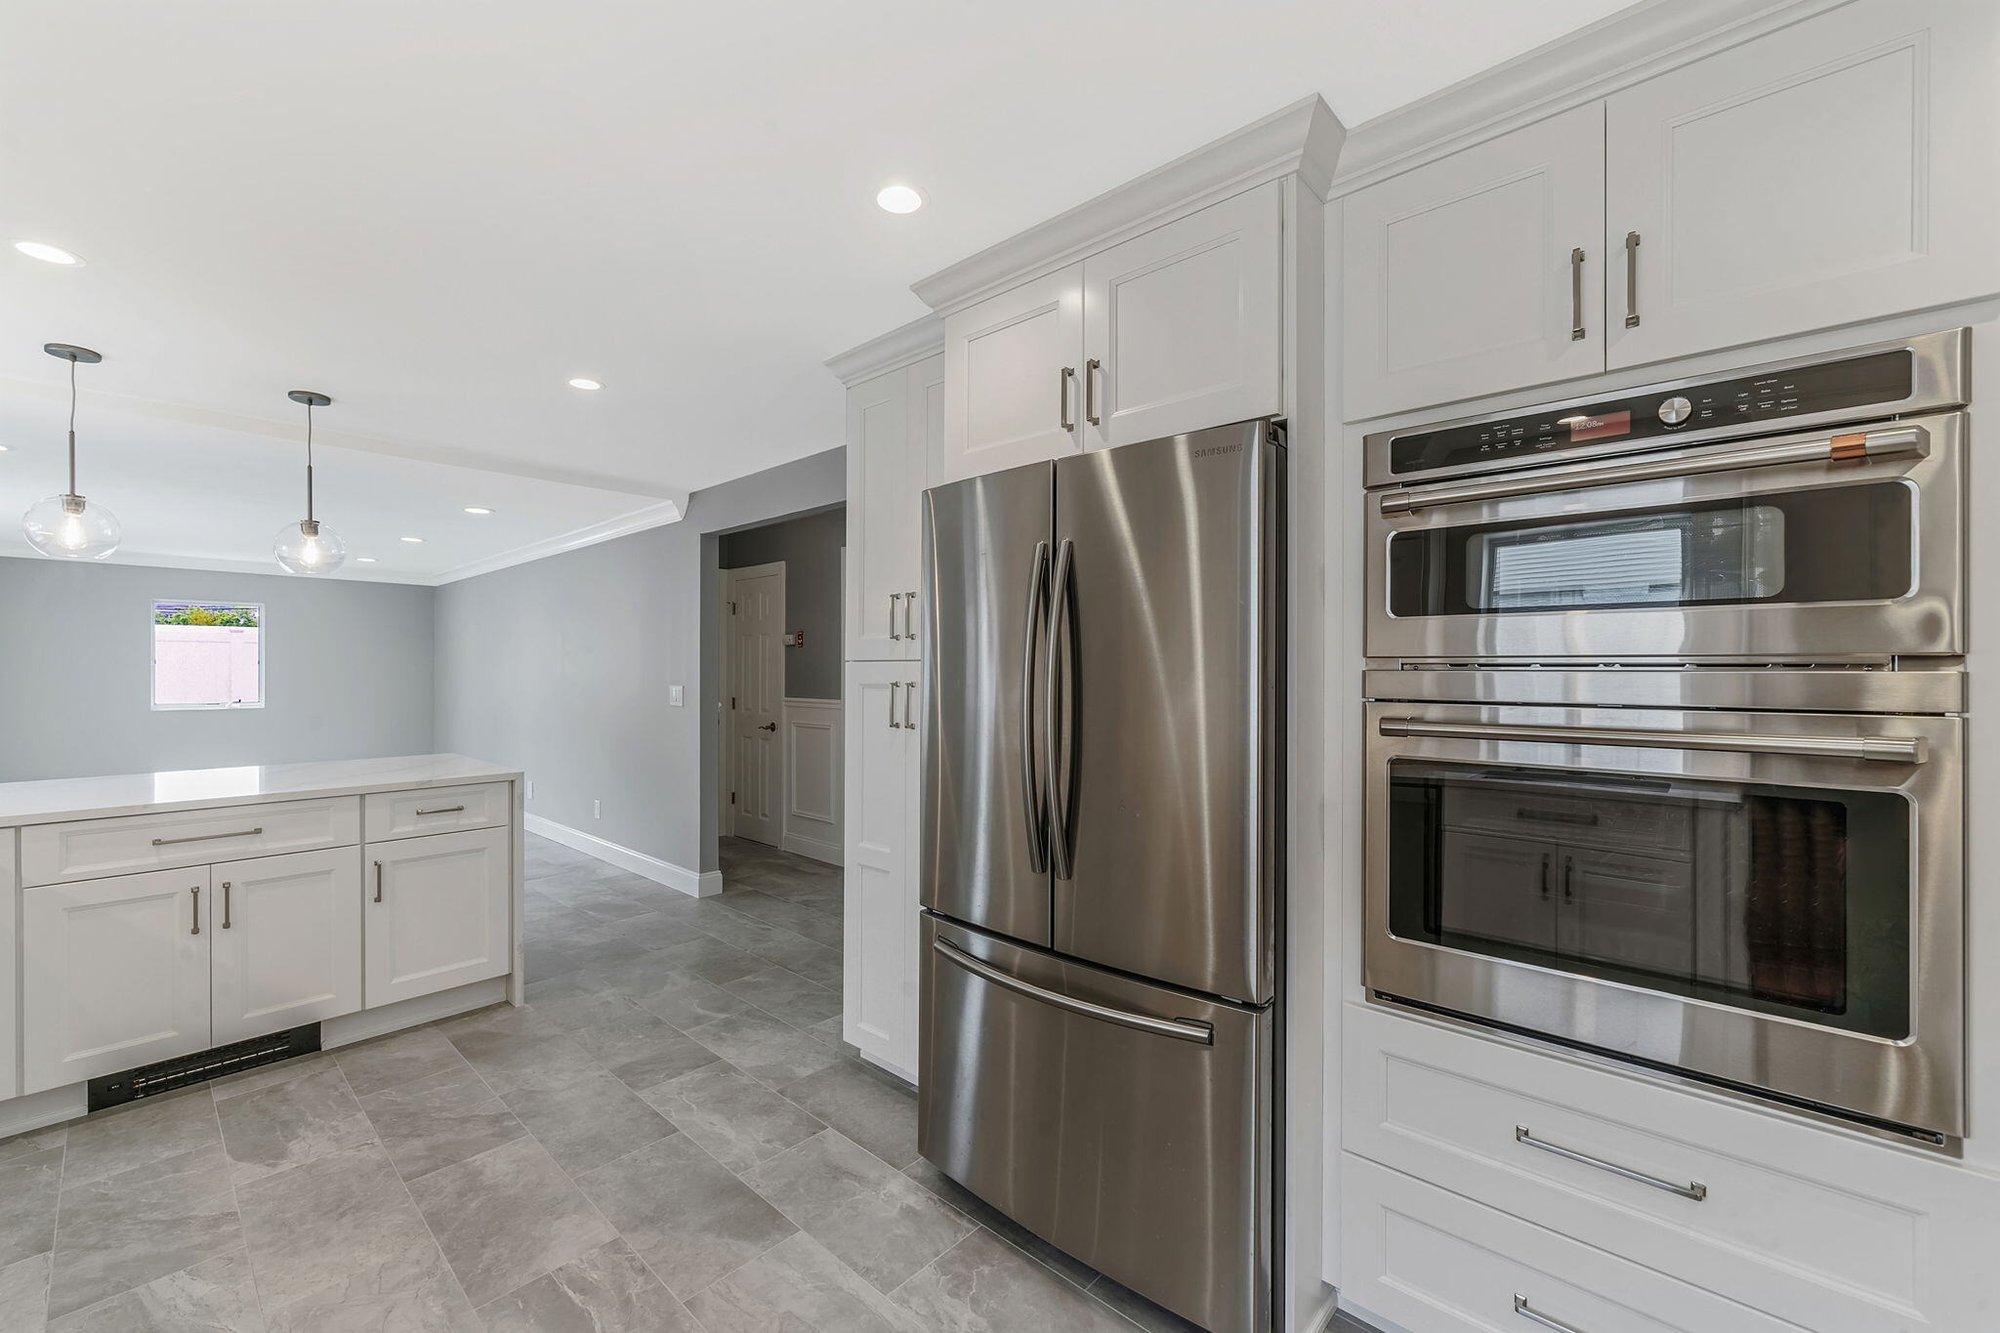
[[1385, 348, 1915, 477]]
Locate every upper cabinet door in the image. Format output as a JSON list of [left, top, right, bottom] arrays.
[[210, 848, 362, 1045], [845, 367, 916, 661], [1342, 103, 1606, 421], [1082, 181, 1284, 447], [901, 354, 944, 658], [1606, 0, 2000, 370], [937, 264, 1083, 485]]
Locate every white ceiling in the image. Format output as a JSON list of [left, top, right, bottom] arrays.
[[1, 0, 1633, 578]]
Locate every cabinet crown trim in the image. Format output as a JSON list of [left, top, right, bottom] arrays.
[[910, 95, 1343, 316], [826, 314, 946, 386]]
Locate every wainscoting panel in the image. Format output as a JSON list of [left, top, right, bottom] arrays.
[[782, 698, 843, 864]]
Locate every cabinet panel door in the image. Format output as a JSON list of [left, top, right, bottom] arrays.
[[845, 367, 915, 661], [1083, 181, 1283, 447], [843, 662, 915, 1077], [0, 833, 16, 1101], [1606, 0, 2000, 369], [1342, 103, 1606, 420], [937, 265, 1083, 485], [211, 848, 362, 1045], [900, 354, 943, 658], [22, 866, 211, 1093], [364, 827, 511, 1008]]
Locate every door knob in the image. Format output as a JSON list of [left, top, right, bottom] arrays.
[[759, 721, 777, 732]]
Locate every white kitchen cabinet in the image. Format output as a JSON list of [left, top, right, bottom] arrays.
[[844, 355, 938, 662], [937, 264, 1084, 485], [1605, 0, 2000, 370], [843, 660, 920, 1078], [1082, 181, 1283, 447], [210, 848, 362, 1045], [22, 866, 213, 1093], [0, 834, 15, 1102], [1341, 103, 1606, 420], [365, 825, 511, 1008]]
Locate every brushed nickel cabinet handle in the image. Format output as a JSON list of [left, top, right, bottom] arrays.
[[1515, 1295, 1591, 1333], [888, 592, 903, 641], [153, 827, 262, 847], [1059, 366, 1076, 432], [1084, 357, 1102, 425], [1568, 247, 1586, 342], [1623, 230, 1641, 328], [1514, 1125, 1707, 1201], [190, 885, 201, 936], [373, 860, 385, 904], [889, 681, 901, 730], [221, 881, 231, 930], [415, 805, 465, 816], [904, 590, 918, 643], [904, 680, 917, 730]]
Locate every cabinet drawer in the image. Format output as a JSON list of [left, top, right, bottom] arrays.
[[20, 797, 361, 886], [363, 783, 508, 842], [1340, 1155, 1806, 1333], [1344, 1002, 1999, 1332]]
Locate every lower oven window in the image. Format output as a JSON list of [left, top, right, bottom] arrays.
[[1387, 761, 1911, 1038]]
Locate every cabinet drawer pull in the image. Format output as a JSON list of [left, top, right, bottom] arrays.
[[904, 680, 917, 730], [1085, 357, 1102, 425], [1059, 366, 1076, 432], [1515, 1295, 1590, 1333], [415, 805, 466, 816], [190, 884, 201, 935], [1568, 247, 1586, 342], [889, 592, 903, 641], [1623, 230, 1641, 328], [221, 881, 232, 930], [152, 827, 262, 847], [374, 860, 385, 904], [889, 681, 901, 729], [905, 590, 918, 643], [1514, 1125, 1707, 1201]]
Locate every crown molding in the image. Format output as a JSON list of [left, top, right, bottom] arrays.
[[0, 546, 438, 585], [824, 314, 945, 386], [1327, 0, 1844, 199], [911, 94, 1346, 317], [428, 496, 686, 586]]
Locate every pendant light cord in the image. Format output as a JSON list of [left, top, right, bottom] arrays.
[[304, 399, 315, 523], [66, 353, 78, 497]]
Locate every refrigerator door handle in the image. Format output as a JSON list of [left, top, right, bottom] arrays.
[[932, 937, 1214, 1044], [1046, 536, 1077, 880], [1020, 540, 1051, 873]]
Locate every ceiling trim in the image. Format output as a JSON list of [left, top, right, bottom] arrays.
[[910, 94, 1346, 317], [426, 496, 685, 586], [825, 315, 945, 387], [0, 546, 433, 585], [1326, 0, 1842, 199]]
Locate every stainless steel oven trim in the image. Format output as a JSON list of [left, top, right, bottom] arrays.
[[1363, 327, 1968, 490], [1362, 667, 1966, 716], [1365, 410, 1963, 664], [1362, 700, 1965, 1138]]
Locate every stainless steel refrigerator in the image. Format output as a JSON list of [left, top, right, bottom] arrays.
[[917, 418, 1284, 1333]]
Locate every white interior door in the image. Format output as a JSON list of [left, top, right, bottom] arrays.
[[728, 562, 787, 847], [211, 847, 362, 1044]]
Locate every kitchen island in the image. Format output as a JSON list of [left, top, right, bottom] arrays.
[[0, 753, 523, 1137]]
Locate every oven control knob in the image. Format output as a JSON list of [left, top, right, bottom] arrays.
[[1657, 395, 1693, 425]]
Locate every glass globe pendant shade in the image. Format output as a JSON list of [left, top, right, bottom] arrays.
[[23, 492, 120, 560], [274, 517, 346, 575]]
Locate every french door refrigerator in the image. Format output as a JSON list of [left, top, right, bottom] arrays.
[[918, 418, 1284, 1333]]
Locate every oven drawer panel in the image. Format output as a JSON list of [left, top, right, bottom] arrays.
[[1340, 1155, 1806, 1333], [1344, 1003, 2000, 1332]]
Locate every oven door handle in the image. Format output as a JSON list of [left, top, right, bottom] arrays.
[[1378, 717, 1928, 765], [1378, 424, 1929, 515]]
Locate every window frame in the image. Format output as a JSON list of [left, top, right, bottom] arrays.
[[150, 599, 268, 712]]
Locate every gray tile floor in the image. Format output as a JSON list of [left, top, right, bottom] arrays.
[[0, 832, 1277, 1332]]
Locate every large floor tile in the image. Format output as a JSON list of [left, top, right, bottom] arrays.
[[745, 933, 843, 988], [441, 1008, 602, 1097], [1088, 1272, 1208, 1333], [259, 1254, 479, 1333], [681, 1012, 842, 1089], [0, 1253, 49, 1332], [334, 1025, 475, 1098], [523, 976, 645, 1032], [475, 1238, 697, 1333], [215, 1063, 373, 1184], [209, 1051, 339, 1101], [575, 1135, 794, 1300], [723, 966, 842, 1030], [502, 1069, 678, 1175], [648, 935, 767, 987], [359, 1064, 528, 1182], [568, 1010, 721, 1091], [686, 1232, 926, 1333], [59, 1088, 220, 1190], [894, 1228, 1136, 1333], [900, 1157, 1099, 1292], [741, 1131, 972, 1294], [778, 1060, 919, 1169], [47, 1249, 263, 1333], [0, 1145, 63, 1269], [639, 1064, 824, 1174], [0, 1125, 66, 1165], [407, 1136, 615, 1307], [45, 1143, 242, 1321], [632, 975, 764, 1031]]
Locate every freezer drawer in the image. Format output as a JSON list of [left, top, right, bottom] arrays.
[[918, 915, 1273, 1333]]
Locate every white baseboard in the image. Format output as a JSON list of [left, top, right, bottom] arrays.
[[323, 977, 511, 1047], [781, 831, 842, 866], [0, 1082, 86, 1141], [524, 813, 722, 897]]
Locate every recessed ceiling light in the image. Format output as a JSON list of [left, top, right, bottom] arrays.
[[400, 536, 425, 544], [568, 377, 602, 391], [14, 240, 82, 265], [463, 506, 494, 516], [875, 184, 924, 215], [356, 556, 377, 563]]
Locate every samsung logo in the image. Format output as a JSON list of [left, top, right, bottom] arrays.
[[1192, 443, 1242, 459]]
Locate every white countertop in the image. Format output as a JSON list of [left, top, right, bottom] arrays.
[[0, 754, 522, 827]]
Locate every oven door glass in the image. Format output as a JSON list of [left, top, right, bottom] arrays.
[[1387, 483, 1911, 617], [1386, 760, 1911, 1039]]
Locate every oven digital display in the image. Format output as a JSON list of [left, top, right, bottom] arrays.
[[1563, 409, 1631, 443]]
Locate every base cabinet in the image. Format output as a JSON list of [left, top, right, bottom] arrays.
[[0, 834, 14, 1103], [22, 866, 214, 1094], [211, 848, 362, 1045], [843, 661, 920, 1078], [365, 825, 511, 1008]]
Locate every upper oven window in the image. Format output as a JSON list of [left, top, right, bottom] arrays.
[[1388, 483, 1912, 618]]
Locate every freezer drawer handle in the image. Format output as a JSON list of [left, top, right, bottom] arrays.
[[1378, 717, 1927, 765], [1515, 1294, 1593, 1333], [1377, 424, 1929, 515], [1514, 1125, 1708, 1202], [932, 938, 1213, 1045]]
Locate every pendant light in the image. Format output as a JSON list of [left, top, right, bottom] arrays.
[[273, 389, 346, 575], [23, 343, 121, 559]]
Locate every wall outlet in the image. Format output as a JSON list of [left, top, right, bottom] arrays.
[[669, 684, 684, 707], [593, 799, 601, 819]]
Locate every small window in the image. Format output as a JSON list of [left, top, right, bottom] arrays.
[[152, 601, 264, 709]]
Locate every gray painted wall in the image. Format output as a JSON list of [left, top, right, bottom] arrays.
[[719, 506, 845, 700], [0, 556, 436, 782], [434, 447, 845, 875]]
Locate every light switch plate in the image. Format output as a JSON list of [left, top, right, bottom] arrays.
[[669, 684, 685, 706]]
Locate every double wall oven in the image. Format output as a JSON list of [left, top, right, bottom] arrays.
[[1363, 329, 1969, 1145]]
